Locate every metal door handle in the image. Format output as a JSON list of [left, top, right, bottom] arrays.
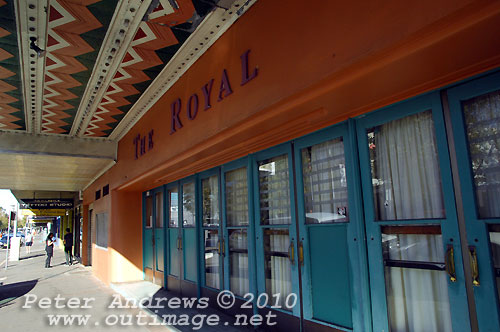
[[222, 238, 225, 256], [445, 244, 457, 282], [177, 237, 180, 250], [288, 241, 295, 265], [217, 240, 221, 255], [298, 241, 304, 266], [179, 237, 182, 251], [469, 246, 480, 286]]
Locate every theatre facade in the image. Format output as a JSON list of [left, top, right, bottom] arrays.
[[82, 1, 500, 331]]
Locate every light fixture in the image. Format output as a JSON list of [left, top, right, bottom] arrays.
[[29, 37, 45, 57]]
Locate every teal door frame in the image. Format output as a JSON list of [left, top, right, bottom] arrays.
[[198, 167, 225, 291], [142, 191, 153, 276], [180, 175, 199, 287], [447, 70, 500, 331], [166, 181, 181, 284], [252, 143, 301, 319], [152, 186, 166, 284], [356, 91, 471, 332], [293, 120, 371, 331], [221, 156, 258, 300]]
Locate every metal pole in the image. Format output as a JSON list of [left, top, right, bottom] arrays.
[[4, 206, 13, 270]]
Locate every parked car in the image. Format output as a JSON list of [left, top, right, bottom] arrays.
[[0, 234, 25, 248]]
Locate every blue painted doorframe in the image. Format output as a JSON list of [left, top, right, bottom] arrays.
[[356, 91, 471, 332], [447, 70, 500, 331], [293, 121, 371, 332]]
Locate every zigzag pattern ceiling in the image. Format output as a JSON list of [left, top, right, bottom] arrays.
[[84, 0, 197, 137], [42, 0, 116, 134], [0, 0, 24, 130]]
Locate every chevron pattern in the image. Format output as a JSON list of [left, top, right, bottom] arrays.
[[0, 0, 23, 130], [84, 0, 196, 137], [42, 0, 106, 134]]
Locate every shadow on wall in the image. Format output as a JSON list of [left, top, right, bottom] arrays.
[[0, 279, 38, 308]]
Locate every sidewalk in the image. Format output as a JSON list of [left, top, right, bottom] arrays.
[[0, 234, 173, 332]]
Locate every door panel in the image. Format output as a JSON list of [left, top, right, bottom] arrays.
[[155, 191, 164, 274], [447, 71, 500, 331], [294, 122, 369, 332], [308, 225, 351, 327], [143, 194, 154, 277], [356, 92, 471, 332], [167, 184, 181, 291], [253, 145, 301, 327], [222, 158, 257, 306]]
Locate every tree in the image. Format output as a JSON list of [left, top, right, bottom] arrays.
[[0, 207, 10, 231]]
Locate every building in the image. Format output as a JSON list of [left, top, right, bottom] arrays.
[[2, 0, 500, 331]]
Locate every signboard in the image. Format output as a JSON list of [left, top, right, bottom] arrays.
[[19, 199, 73, 209], [21, 209, 66, 216]]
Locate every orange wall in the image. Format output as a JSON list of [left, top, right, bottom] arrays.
[[83, 0, 500, 284]]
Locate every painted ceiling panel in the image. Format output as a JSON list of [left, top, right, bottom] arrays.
[[42, 0, 117, 134], [0, 0, 252, 139], [0, 0, 24, 130]]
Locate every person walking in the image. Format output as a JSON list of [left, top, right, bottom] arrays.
[[63, 228, 73, 265], [25, 230, 33, 254], [45, 232, 54, 268]]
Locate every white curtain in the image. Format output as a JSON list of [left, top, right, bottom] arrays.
[[373, 110, 445, 220], [225, 167, 248, 226], [230, 230, 249, 296], [259, 156, 291, 225], [374, 111, 452, 332], [384, 234, 452, 332], [303, 138, 348, 222], [267, 232, 291, 308]]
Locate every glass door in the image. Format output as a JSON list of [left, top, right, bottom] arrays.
[[180, 177, 199, 297], [166, 182, 181, 293], [153, 187, 165, 287], [143, 191, 154, 282], [200, 169, 224, 295], [447, 71, 500, 331], [253, 144, 301, 329], [356, 92, 471, 332], [221, 157, 257, 315], [293, 121, 371, 332]]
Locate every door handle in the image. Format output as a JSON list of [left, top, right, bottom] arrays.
[[221, 238, 225, 256], [445, 244, 457, 282], [288, 240, 295, 265], [217, 240, 221, 255], [298, 241, 304, 266], [176, 237, 180, 250], [469, 246, 480, 286], [179, 237, 182, 251]]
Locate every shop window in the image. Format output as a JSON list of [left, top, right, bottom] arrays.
[[96, 213, 108, 248]]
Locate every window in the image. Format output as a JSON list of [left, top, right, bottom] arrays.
[[103, 184, 109, 196], [95, 190, 101, 200], [96, 213, 108, 248]]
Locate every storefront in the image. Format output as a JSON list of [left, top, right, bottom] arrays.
[[82, 1, 500, 331]]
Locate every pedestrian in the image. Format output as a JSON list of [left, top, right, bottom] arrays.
[[63, 228, 73, 265], [45, 232, 54, 268], [25, 230, 33, 254]]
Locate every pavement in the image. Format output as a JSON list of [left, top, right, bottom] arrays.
[[0, 235, 260, 332], [0, 234, 174, 332]]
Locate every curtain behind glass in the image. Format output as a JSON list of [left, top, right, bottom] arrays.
[[463, 90, 500, 218], [383, 232, 452, 332], [369, 110, 445, 220], [259, 155, 291, 225], [226, 168, 249, 227], [302, 138, 348, 223]]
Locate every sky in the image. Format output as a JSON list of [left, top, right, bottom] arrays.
[[0, 189, 18, 212]]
